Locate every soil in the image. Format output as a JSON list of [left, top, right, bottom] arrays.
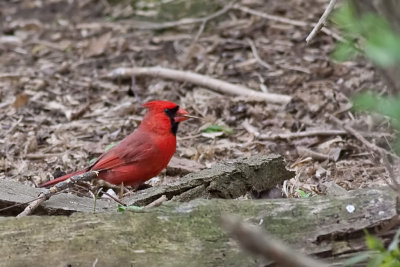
[[0, 0, 394, 199]]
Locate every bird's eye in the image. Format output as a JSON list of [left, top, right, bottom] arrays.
[[164, 108, 169, 112]]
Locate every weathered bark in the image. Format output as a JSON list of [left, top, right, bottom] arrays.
[[0, 179, 115, 216], [124, 154, 293, 206], [0, 155, 292, 216], [0, 187, 397, 266]]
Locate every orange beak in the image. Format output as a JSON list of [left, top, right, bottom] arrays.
[[175, 108, 200, 122]]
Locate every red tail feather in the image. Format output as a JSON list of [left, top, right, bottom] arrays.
[[39, 169, 86, 188]]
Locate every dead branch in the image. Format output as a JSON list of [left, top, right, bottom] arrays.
[[245, 38, 272, 70], [306, 0, 338, 43], [329, 115, 400, 160], [259, 129, 347, 140], [296, 146, 335, 161], [17, 171, 99, 217], [259, 128, 392, 140], [183, 3, 234, 63], [233, 4, 344, 42], [107, 66, 292, 104], [145, 195, 168, 208], [221, 215, 330, 267]]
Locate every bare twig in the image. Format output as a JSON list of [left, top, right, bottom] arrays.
[[221, 215, 329, 267], [306, 0, 338, 43], [259, 129, 347, 140], [297, 146, 335, 161], [259, 129, 390, 140], [184, 3, 234, 62], [329, 115, 400, 160], [0, 195, 46, 213], [17, 171, 99, 217], [107, 66, 292, 104], [86, 3, 232, 32], [145, 195, 168, 208], [382, 154, 400, 193], [246, 38, 272, 70], [16, 194, 47, 217], [25, 153, 63, 159], [233, 4, 344, 42], [102, 191, 127, 206]]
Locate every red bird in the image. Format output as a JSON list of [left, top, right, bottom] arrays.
[[39, 100, 193, 187]]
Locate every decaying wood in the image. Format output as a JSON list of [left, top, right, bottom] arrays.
[[0, 179, 114, 216], [17, 171, 100, 217], [0, 154, 293, 216], [0, 187, 397, 266], [221, 215, 330, 267], [123, 154, 293, 206]]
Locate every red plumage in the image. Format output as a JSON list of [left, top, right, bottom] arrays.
[[39, 100, 191, 187]]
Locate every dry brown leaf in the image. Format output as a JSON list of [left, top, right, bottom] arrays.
[[86, 32, 112, 57], [12, 93, 29, 109]]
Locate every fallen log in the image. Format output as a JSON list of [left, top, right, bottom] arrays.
[[0, 179, 114, 216], [123, 154, 293, 206], [0, 154, 293, 215], [0, 187, 397, 266]]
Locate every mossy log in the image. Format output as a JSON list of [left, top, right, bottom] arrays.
[[0, 187, 397, 266]]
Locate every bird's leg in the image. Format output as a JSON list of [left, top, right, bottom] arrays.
[[119, 182, 125, 199]]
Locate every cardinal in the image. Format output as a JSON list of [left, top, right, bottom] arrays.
[[39, 100, 194, 188]]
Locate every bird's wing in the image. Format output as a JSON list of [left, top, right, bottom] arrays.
[[89, 132, 157, 172]]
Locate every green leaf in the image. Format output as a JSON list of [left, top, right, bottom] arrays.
[[118, 204, 144, 212], [332, 1, 400, 67], [332, 2, 358, 34], [295, 189, 311, 198], [352, 92, 400, 130], [365, 230, 386, 252], [89, 157, 98, 165], [343, 253, 371, 266], [105, 142, 117, 151], [367, 253, 386, 267], [388, 228, 400, 252], [202, 125, 234, 134], [352, 92, 378, 112], [332, 42, 358, 61]]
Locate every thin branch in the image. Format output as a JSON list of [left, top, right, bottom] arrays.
[[16, 193, 47, 217], [382, 154, 400, 193], [234, 4, 308, 27], [259, 129, 347, 140], [106, 66, 292, 104], [329, 115, 400, 160], [233, 4, 344, 42], [102, 2, 233, 31], [221, 215, 329, 267], [0, 195, 46, 213], [297, 146, 336, 161], [306, 0, 338, 43], [246, 38, 272, 70], [102, 191, 127, 206], [145, 195, 168, 208], [184, 2, 234, 62], [17, 171, 99, 217]]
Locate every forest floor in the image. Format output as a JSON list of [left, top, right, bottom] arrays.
[[0, 0, 394, 199]]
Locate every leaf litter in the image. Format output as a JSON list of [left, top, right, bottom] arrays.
[[0, 0, 395, 200]]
